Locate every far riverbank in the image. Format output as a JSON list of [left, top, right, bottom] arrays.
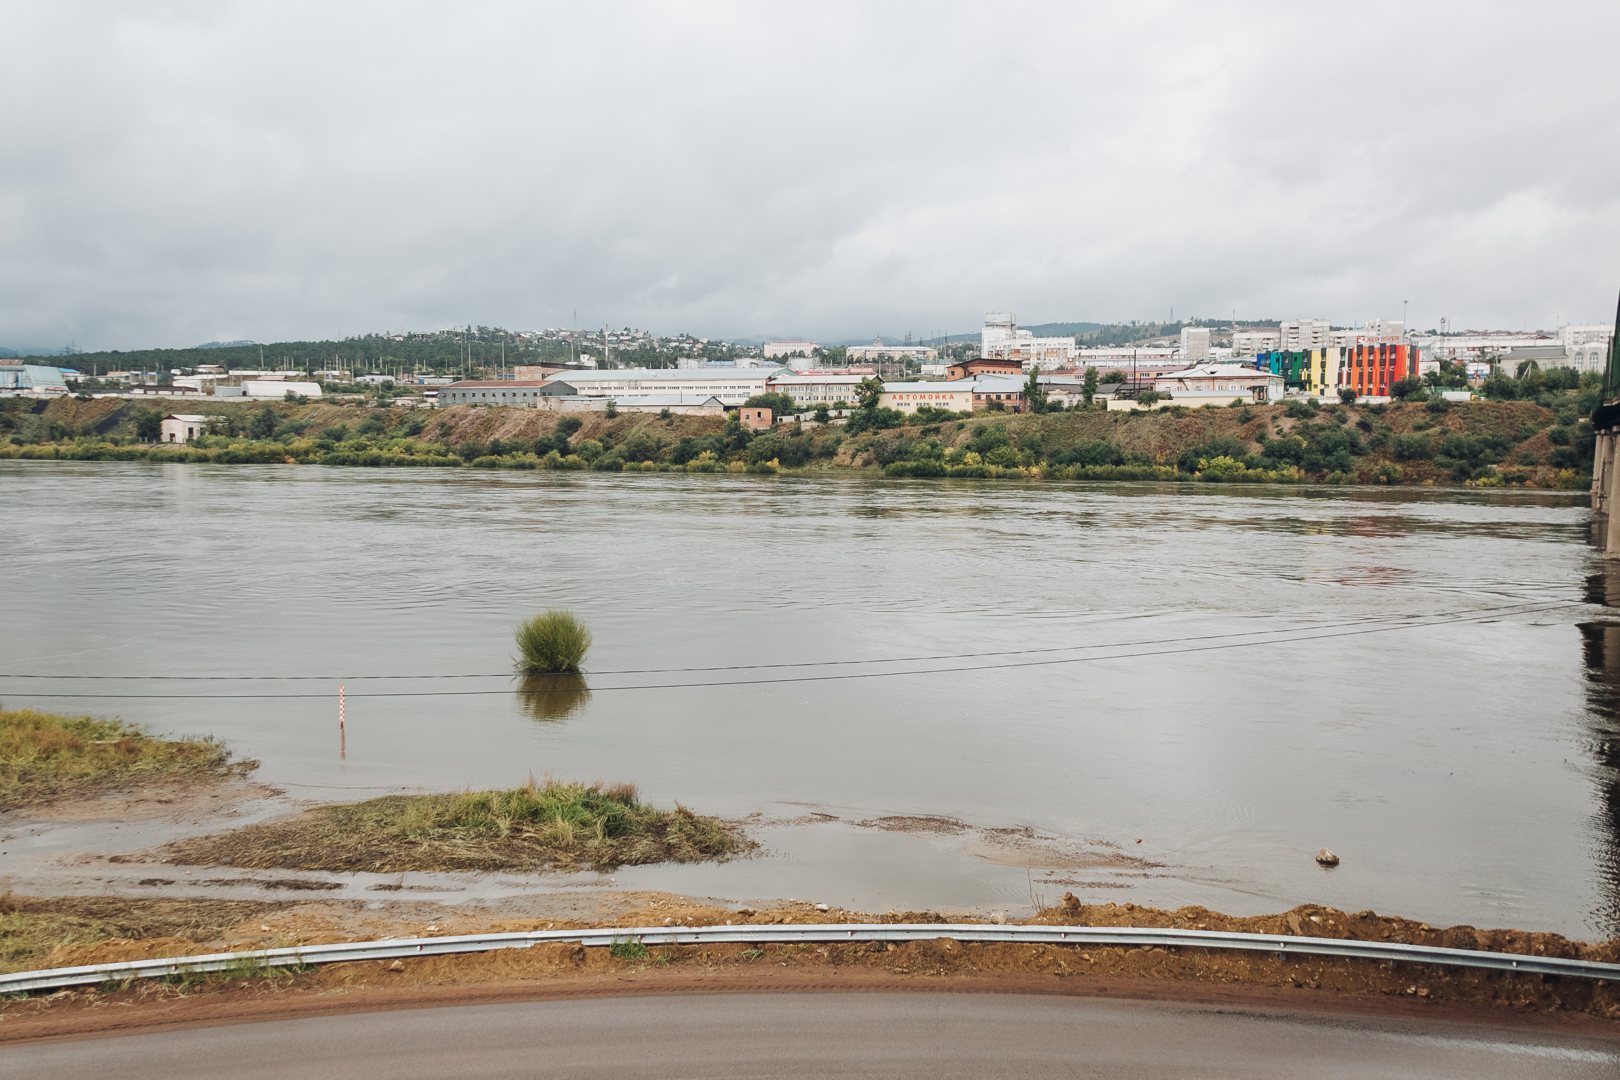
[[0, 394, 1595, 488]]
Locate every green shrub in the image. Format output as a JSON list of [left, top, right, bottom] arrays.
[[870, 435, 914, 466], [248, 405, 278, 439], [671, 434, 722, 464], [685, 451, 722, 472], [514, 610, 592, 674], [1178, 436, 1249, 473], [1393, 433, 1434, 461], [620, 431, 663, 462], [884, 459, 947, 478]]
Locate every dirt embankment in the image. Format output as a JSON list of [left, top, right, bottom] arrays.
[[3, 891, 1618, 1043], [8, 396, 1588, 489]]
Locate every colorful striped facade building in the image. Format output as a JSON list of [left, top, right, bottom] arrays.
[[1255, 342, 1418, 399]]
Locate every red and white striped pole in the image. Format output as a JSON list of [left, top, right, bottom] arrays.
[[339, 685, 346, 759]]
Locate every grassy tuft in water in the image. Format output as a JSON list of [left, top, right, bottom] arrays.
[[514, 610, 592, 674], [161, 777, 754, 874], [0, 709, 252, 809]]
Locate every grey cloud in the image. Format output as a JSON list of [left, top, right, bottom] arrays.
[[2, 0, 1617, 350]]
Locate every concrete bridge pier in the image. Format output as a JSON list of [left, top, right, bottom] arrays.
[[1604, 431, 1620, 559], [1595, 431, 1613, 519]]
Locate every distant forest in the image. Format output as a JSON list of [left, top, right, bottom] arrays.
[[12, 316, 1298, 374], [20, 329, 742, 377]]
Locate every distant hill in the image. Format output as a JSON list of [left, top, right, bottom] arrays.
[[0, 346, 75, 359], [195, 340, 259, 349]]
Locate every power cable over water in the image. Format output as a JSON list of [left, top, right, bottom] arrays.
[[0, 599, 1582, 700]]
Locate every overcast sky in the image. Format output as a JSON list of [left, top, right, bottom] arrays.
[[3, 2, 1617, 351]]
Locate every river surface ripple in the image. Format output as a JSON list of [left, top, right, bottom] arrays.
[[3, 461, 1618, 938]]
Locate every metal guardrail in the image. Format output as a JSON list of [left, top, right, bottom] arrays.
[[4, 923, 1616, 995]]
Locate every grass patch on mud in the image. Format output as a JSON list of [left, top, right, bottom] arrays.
[[159, 778, 756, 874], [0, 894, 283, 976], [0, 709, 252, 810]]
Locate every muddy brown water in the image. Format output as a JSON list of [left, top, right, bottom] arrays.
[[3, 460, 1618, 939]]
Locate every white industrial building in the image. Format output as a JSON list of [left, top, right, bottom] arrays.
[[845, 339, 939, 363], [1077, 347, 1176, 364], [1417, 331, 1555, 362], [765, 371, 866, 407], [762, 340, 819, 360], [876, 382, 977, 414], [0, 364, 70, 396], [438, 368, 771, 408], [1154, 363, 1283, 403]]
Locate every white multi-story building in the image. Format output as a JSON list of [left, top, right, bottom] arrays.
[[1560, 324, 1613, 347], [1560, 323, 1614, 371], [980, 314, 1077, 370], [1279, 319, 1331, 351], [762, 340, 819, 360], [1231, 330, 1281, 357], [1179, 326, 1210, 361]]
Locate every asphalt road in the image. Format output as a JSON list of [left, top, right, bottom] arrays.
[[9, 993, 1618, 1078]]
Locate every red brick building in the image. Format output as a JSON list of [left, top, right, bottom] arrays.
[[947, 358, 1023, 380]]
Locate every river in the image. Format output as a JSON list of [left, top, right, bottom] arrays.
[[3, 460, 1616, 940]]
